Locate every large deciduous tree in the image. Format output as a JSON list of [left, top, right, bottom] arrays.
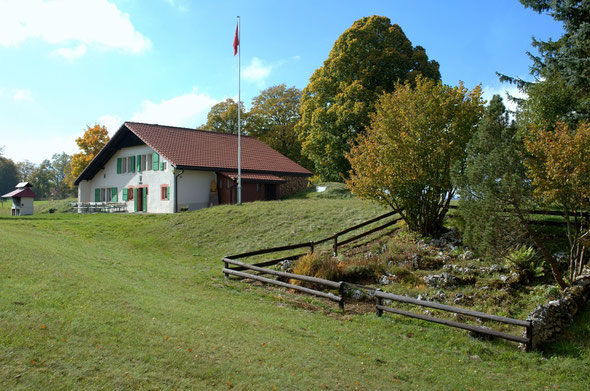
[[66, 124, 110, 188], [346, 77, 483, 236], [248, 84, 311, 169], [296, 15, 440, 181], [201, 98, 247, 134]]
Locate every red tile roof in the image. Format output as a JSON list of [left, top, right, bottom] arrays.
[[2, 187, 36, 198], [125, 122, 311, 175], [218, 172, 286, 183]]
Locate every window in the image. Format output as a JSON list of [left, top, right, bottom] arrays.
[[146, 154, 152, 171], [127, 187, 134, 201], [121, 157, 127, 173], [226, 179, 230, 188], [100, 188, 106, 202], [160, 161, 167, 171], [161, 185, 170, 200], [256, 183, 262, 192], [141, 155, 147, 171], [128, 156, 134, 172], [218, 179, 223, 190]]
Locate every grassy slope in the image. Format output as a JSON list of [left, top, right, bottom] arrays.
[[0, 199, 588, 390]]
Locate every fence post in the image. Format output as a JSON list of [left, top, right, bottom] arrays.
[[309, 241, 314, 254], [333, 234, 338, 257], [376, 291, 383, 317], [338, 282, 345, 311], [525, 322, 533, 351], [223, 260, 229, 279]]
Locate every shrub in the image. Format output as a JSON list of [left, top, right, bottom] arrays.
[[504, 245, 545, 283]]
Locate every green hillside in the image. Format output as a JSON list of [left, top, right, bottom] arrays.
[[1, 198, 589, 390]]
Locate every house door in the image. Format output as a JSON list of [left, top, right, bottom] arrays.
[[265, 184, 277, 200], [134, 187, 148, 212]]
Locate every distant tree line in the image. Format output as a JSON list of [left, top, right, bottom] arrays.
[[0, 150, 74, 200]]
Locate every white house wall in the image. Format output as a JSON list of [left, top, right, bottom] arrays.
[[176, 170, 216, 211], [78, 144, 175, 213]]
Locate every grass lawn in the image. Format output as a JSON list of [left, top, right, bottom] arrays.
[[1, 198, 589, 390]]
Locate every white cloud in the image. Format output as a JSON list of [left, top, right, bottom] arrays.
[[243, 57, 272, 84], [51, 44, 87, 61], [482, 84, 528, 113], [98, 114, 122, 135], [13, 89, 33, 102], [0, 0, 151, 57], [131, 88, 219, 128]]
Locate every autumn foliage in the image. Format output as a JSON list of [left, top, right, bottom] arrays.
[[346, 77, 483, 235], [66, 124, 110, 187]]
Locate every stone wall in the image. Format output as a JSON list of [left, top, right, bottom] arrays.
[[279, 175, 310, 198], [526, 276, 590, 348]]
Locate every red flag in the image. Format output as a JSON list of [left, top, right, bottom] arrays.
[[233, 23, 239, 55]]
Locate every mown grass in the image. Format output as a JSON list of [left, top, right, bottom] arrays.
[[1, 198, 589, 390]]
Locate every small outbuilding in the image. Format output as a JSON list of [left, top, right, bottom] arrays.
[[2, 182, 36, 216]]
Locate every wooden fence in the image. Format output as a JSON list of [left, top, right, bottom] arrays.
[[222, 210, 403, 309], [222, 209, 535, 348], [375, 290, 532, 348], [447, 204, 589, 227]]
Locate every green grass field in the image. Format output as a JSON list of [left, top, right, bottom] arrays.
[[1, 198, 589, 390]]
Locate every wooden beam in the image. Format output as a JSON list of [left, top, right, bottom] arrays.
[[223, 268, 342, 302], [377, 305, 529, 344], [223, 258, 342, 289], [374, 291, 530, 327]]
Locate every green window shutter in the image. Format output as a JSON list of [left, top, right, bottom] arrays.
[[95, 188, 100, 202], [111, 187, 118, 202], [122, 188, 128, 201], [142, 187, 148, 212], [134, 188, 138, 212], [167, 186, 170, 200], [152, 153, 160, 170], [116, 158, 122, 174], [130, 156, 135, 172], [137, 155, 142, 172], [160, 162, 165, 170]]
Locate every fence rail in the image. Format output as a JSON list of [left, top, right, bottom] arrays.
[[447, 204, 588, 226], [223, 258, 345, 307], [375, 290, 532, 347]]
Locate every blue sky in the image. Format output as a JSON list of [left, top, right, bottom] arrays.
[[0, 0, 563, 163]]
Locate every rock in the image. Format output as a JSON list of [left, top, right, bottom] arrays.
[[278, 260, 294, 271], [453, 292, 465, 305], [379, 275, 391, 285], [351, 289, 364, 300], [424, 272, 461, 289]]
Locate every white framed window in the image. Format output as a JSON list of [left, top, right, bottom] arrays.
[[128, 157, 133, 172], [141, 155, 147, 171], [121, 157, 127, 173], [100, 188, 106, 202], [146, 153, 152, 171]]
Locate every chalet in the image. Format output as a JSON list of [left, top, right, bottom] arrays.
[[74, 122, 311, 213]]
